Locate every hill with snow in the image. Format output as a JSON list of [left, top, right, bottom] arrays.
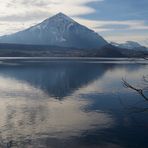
[[111, 41, 148, 51], [0, 13, 108, 49]]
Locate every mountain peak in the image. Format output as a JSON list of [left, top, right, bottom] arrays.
[[48, 12, 75, 23], [0, 12, 108, 48], [56, 12, 67, 17]]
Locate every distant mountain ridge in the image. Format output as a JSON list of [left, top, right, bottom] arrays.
[[111, 41, 148, 51], [0, 13, 147, 57], [0, 13, 108, 49]]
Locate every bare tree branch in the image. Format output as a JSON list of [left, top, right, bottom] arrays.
[[122, 78, 148, 101]]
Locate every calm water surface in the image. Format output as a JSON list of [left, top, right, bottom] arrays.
[[0, 58, 148, 148]]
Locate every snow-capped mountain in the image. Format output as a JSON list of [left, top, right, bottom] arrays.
[[0, 13, 108, 49], [111, 41, 147, 51]]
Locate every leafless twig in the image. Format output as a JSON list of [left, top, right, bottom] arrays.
[[122, 78, 148, 101]]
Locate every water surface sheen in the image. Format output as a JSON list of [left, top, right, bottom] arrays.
[[0, 58, 148, 148]]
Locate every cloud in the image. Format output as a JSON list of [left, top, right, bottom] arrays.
[[0, 11, 51, 22], [0, 0, 100, 21], [74, 18, 148, 31]]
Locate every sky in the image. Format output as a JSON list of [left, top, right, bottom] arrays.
[[0, 0, 148, 46]]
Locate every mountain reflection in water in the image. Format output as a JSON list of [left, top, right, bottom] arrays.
[[0, 61, 113, 99], [0, 59, 148, 148]]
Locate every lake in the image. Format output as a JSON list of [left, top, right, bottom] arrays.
[[0, 58, 148, 148]]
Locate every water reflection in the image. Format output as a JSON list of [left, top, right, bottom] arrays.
[[0, 60, 145, 99], [0, 59, 147, 148], [0, 61, 115, 99], [0, 98, 113, 141]]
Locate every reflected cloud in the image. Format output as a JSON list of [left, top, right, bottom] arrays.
[[0, 92, 113, 142]]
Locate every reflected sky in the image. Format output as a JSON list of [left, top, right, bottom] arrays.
[[0, 59, 148, 148]]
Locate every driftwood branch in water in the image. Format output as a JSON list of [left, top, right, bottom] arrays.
[[122, 78, 148, 101]]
